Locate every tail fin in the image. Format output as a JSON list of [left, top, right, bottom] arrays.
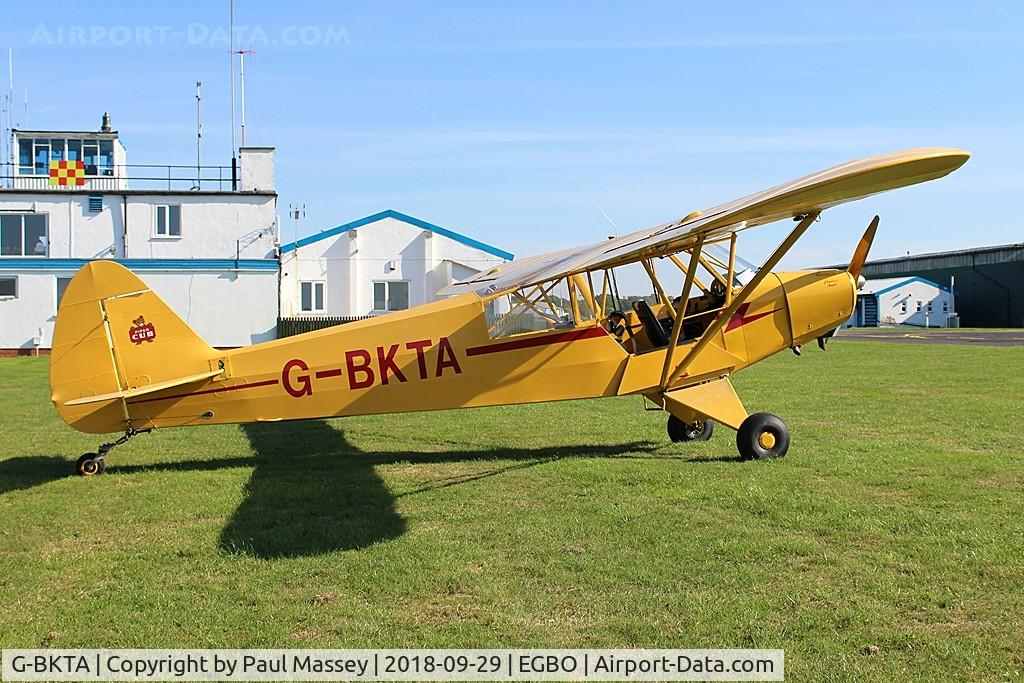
[[848, 215, 879, 281], [50, 261, 218, 434]]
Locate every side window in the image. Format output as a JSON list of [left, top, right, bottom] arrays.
[[0, 214, 48, 256], [926, 302, 932, 313], [56, 277, 73, 309], [900, 301, 907, 314], [300, 281, 325, 312], [0, 276, 16, 298], [155, 205, 182, 237], [388, 281, 409, 311], [916, 301, 922, 312], [373, 281, 409, 311]]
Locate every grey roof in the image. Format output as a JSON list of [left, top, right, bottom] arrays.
[[826, 242, 1024, 270]]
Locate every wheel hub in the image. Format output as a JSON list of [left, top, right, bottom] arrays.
[[758, 431, 776, 449]]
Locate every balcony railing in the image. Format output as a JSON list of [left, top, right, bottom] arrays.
[[0, 162, 238, 191]]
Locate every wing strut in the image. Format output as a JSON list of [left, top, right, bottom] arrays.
[[659, 234, 705, 388], [665, 211, 820, 387]]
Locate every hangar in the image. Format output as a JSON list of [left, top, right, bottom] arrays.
[[836, 243, 1024, 328]]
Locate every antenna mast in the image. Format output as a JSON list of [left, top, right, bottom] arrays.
[[195, 81, 202, 190], [229, 0, 236, 160], [235, 48, 255, 147], [5, 49, 13, 187]]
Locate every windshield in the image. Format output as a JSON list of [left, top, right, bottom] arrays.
[[703, 243, 758, 287]]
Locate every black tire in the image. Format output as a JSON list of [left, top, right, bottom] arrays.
[[667, 415, 715, 442], [75, 453, 105, 477], [736, 412, 790, 460]]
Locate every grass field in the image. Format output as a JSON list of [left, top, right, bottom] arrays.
[[1, 342, 1022, 681]]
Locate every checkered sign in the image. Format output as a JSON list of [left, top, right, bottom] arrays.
[[49, 159, 86, 186]]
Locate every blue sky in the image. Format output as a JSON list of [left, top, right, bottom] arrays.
[[2, 1, 1022, 276]]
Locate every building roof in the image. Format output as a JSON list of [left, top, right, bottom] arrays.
[[279, 209, 514, 260], [12, 128, 119, 138], [861, 276, 948, 296], [827, 242, 1024, 270]]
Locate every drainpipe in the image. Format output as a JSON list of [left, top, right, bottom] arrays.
[[121, 193, 128, 258], [67, 196, 73, 257]]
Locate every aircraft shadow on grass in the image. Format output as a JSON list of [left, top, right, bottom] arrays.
[[1, 420, 734, 559]]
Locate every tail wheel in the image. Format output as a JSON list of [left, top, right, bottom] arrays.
[[668, 415, 714, 442], [75, 453, 106, 477], [736, 413, 790, 460]]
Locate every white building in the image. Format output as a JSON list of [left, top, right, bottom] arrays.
[[0, 114, 279, 352], [848, 276, 956, 327], [279, 209, 513, 317]]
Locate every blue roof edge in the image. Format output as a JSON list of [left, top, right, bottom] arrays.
[[279, 209, 515, 260], [871, 276, 950, 297], [0, 258, 279, 271]]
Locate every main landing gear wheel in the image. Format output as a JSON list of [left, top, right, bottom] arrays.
[[667, 415, 715, 442], [736, 412, 790, 460], [75, 453, 106, 477]]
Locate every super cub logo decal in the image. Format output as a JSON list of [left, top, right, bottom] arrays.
[[128, 316, 157, 345], [282, 337, 463, 397]]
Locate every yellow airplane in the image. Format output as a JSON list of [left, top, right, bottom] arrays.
[[51, 147, 969, 476]]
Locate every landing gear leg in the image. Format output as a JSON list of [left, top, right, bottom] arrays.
[[74, 428, 150, 477]]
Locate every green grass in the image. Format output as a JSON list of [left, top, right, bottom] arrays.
[[1, 342, 1023, 681]]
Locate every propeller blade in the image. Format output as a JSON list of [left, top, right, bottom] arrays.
[[848, 215, 879, 281]]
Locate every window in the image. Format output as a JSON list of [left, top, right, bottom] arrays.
[[56, 277, 72, 308], [155, 205, 182, 237], [926, 302, 933, 313], [34, 139, 50, 176], [17, 137, 114, 176], [300, 281, 325, 312], [916, 301, 922, 312], [900, 301, 907, 314], [0, 276, 16, 298], [943, 301, 949, 313], [373, 281, 409, 311], [18, 138, 32, 175], [98, 140, 114, 176], [0, 213, 48, 256]]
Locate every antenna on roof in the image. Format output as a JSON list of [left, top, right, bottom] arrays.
[[235, 47, 255, 147], [229, 0, 236, 159], [194, 81, 202, 190], [289, 203, 305, 248], [5, 48, 13, 187]]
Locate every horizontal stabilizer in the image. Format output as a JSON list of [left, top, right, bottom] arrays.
[[64, 369, 223, 406]]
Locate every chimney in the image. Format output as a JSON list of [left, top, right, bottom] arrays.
[[100, 112, 111, 133]]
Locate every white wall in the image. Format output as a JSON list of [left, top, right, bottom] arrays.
[[1, 187, 278, 350], [280, 215, 508, 317], [0, 192, 277, 261], [876, 279, 955, 327]]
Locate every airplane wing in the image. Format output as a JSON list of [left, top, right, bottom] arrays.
[[440, 147, 969, 296]]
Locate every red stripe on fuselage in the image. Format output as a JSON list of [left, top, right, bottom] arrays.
[[466, 326, 608, 356], [725, 303, 780, 332]]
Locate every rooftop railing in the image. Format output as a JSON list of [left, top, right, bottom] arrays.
[[0, 162, 238, 191]]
